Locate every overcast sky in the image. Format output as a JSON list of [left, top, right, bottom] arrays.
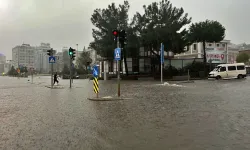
[[0, 0, 249, 59]]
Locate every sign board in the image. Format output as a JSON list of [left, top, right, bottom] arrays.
[[49, 56, 56, 63], [114, 48, 121, 61], [206, 52, 226, 63], [206, 47, 227, 63], [160, 43, 164, 64], [92, 65, 99, 77]]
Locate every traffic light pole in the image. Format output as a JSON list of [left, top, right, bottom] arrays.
[[117, 37, 121, 97], [51, 62, 54, 88], [69, 57, 72, 88]]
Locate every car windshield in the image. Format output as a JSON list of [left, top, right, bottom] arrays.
[[213, 66, 221, 71]]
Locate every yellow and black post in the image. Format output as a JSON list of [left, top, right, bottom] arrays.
[[93, 77, 99, 98]]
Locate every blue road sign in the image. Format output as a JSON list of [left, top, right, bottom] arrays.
[[114, 48, 121, 61], [49, 56, 56, 63], [160, 43, 164, 64], [92, 65, 99, 77]]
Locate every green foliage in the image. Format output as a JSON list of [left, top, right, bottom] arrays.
[[89, 0, 191, 58], [188, 20, 225, 43], [20, 66, 28, 73], [76, 50, 92, 75], [8, 66, 18, 76], [131, 0, 192, 54], [89, 1, 130, 58], [236, 53, 250, 63]]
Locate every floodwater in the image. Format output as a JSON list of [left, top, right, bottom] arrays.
[[1, 76, 250, 149]]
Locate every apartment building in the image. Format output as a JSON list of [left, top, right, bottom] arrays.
[[34, 43, 52, 73], [0, 53, 6, 64], [174, 40, 238, 64], [12, 44, 35, 69]]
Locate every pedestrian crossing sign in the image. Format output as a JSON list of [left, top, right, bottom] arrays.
[[114, 48, 121, 60], [49, 56, 56, 63]]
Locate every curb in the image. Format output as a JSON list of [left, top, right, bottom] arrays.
[[176, 80, 195, 84], [88, 97, 132, 101], [45, 85, 64, 89]]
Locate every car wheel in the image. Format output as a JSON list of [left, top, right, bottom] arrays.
[[216, 76, 221, 80], [238, 74, 243, 79]]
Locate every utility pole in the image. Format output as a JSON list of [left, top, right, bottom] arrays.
[[117, 36, 120, 97], [47, 48, 54, 88], [69, 47, 76, 88], [69, 56, 72, 88]]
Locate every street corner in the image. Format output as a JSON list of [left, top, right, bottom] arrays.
[[88, 96, 132, 101], [45, 85, 64, 89], [176, 80, 195, 84]]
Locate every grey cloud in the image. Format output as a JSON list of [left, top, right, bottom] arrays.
[[1, 0, 250, 59]]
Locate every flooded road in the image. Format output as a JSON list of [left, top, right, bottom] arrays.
[[1, 76, 250, 149]]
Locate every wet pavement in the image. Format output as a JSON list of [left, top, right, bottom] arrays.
[[1, 76, 250, 149]]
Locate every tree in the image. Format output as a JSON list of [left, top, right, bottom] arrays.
[[89, 1, 130, 59], [8, 66, 18, 76], [188, 20, 226, 65], [76, 50, 92, 74], [131, 0, 192, 57], [236, 53, 249, 63]]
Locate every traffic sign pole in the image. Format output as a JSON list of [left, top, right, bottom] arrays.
[[117, 37, 121, 97], [70, 57, 72, 88], [51, 62, 54, 88], [160, 43, 164, 84]]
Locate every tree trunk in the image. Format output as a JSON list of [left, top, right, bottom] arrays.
[[203, 41, 207, 77], [123, 47, 129, 76]]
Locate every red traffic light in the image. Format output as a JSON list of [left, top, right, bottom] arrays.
[[112, 30, 118, 36]]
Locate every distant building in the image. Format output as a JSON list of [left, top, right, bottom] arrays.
[[54, 52, 63, 72], [0, 53, 6, 64], [174, 40, 240, 64], [12, 44, 35, 69], [85, 48, 101, 65], [34, 43, 52, 73], [0, 64, 4, 74]]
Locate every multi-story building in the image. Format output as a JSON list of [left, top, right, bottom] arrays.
[[12, 44, 35, 69], [54, 52, 63, 72], [0, 53, 6, 64], [175, 40, 236, 64], [34, 43, 52, 73]]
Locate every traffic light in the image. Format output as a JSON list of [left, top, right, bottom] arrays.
[[47, 49, 52, 56], [71, 49, 76, 60], [112, 29, 119, 41], [68, 47, 76, 60], [69, 47, 73, 56], [112, 30, 119, 37], [119, 30, 127, 48]]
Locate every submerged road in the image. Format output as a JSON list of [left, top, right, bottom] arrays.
[[1, 76, 250, 149]]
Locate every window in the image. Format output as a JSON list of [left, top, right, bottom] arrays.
[[193, 44, 197, 50], [237, 65, 245, 70], [217, 44, 220, 47], [220, 67, 226, 72], [228, 66, 236, 71], [222, 44, 226, 47], [208, 43, 212, 46]]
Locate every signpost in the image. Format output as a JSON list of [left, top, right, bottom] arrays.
[[92, 65, 99, 98], [160, 43, 164, 83], [114, 47, 121, 97], [49, 56, 56, 88]]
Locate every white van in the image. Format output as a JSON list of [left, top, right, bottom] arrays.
[[208, 63, 247, 79]]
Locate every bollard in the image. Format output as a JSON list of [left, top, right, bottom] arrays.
[[188, 69, 190, 81], [93, 77, 99, 98]]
